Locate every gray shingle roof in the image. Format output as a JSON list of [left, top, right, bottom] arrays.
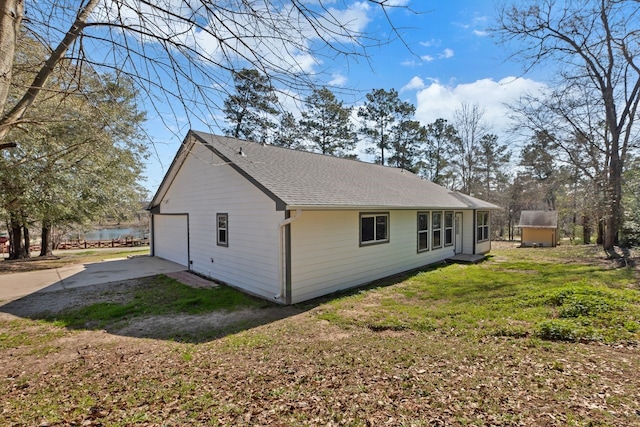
[[518, 210, 558, 228], [152, 130, 501, 211]]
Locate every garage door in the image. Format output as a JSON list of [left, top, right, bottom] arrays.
[[153, 214, 189, 267]]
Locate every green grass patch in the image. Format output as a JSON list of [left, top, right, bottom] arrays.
[[0, 319, 67, 349], [47, 275, 271, 329], [314, 246, 640, 344]]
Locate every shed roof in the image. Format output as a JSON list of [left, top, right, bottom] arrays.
[[150, 130, 501, 211], [518, 210, 558, 228]]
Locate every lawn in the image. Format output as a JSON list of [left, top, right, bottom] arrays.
[[1, 243, 639, 426], [0, 247, 150, 274]]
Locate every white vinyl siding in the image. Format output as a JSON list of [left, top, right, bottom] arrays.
[[289, 210, 456, 303], [156, 140, 282, 300]]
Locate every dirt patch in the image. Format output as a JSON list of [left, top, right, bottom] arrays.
[[113, 306, 299, 340], [0, 275, 301, 342], [1, 278, 153, 317]]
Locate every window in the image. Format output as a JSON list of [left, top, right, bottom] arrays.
[[444, 211, 454, 246], [417, 212, 429, 252], [432, 211, 442, 249], [477, 211, 490, 242], [360, 213, 389, 245], [217, 213, 228, 247]]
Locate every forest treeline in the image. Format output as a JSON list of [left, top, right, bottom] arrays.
[[220, 68, 640, 247]]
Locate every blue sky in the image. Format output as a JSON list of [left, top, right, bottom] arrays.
[[141, 0, 549, 194]]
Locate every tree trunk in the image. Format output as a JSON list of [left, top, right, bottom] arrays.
[[22, 223, 30, 257], [0, 0, 99, 141], [582, 215, 591, 244], [597, 219, 604, 245], [0, 0, 24, 126], [8, 217, 24, 259], [604, 150, 622, 249], [40, 220, 53, 256]]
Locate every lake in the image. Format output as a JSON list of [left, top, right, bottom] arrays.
[[71, 227, 148, 241]]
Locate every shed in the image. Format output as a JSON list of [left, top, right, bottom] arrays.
[[148, 130, 500, 304], [518, 210, 559, 247]]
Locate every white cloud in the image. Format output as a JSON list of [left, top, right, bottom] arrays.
[[328, 73, 348, 86], [381, 0, 410, 6], [413, 77, 549, 140], [94, 0, 377, 77], [421, 55, 435, 62], [440, 48, 454, 59], [320, 2, 372, 39], [401, 76, 425, 92], [473, 30, 488, 37], [401, 59, 423, 67], [419, 39, 440, 48]]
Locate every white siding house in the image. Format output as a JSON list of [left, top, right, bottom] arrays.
[[149, 131, 500, 304]]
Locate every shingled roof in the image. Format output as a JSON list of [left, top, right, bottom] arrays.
[[518, 211, 558, 228], [150, 130, 501, 211]]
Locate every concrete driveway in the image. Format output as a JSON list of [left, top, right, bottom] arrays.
[[0, 256, 186, 304]]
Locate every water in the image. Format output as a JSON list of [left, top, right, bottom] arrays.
[[72, 227, 147, 241]]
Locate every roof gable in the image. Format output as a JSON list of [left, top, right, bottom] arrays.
[[150, 130, 501, 211]]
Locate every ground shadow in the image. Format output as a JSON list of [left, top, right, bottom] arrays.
[[0, 257, 489, 344], [0, 274, 304, 344]]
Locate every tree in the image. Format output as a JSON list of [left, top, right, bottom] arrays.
[[388, 119, 425, 173], [421, 118, 458, 186], [450, 102, 488, 195], [272, 112, 304, 150], [0, 37, 147, 258], [519, 131, 559, 210], [496, 0, 640, 249], [223, 69, 279, 142], [0, 1, 412, 146], [299, 87, 355, 156], [475, 134, 511, 201], [358, 88, 414, 165], [621, 156, 640, 246]]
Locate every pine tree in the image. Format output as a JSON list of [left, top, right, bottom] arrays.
[[299, 87, 355, 156], [223, 69, 279, 143]]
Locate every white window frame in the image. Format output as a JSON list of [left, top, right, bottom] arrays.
[[432, 211, 443, 249], [444, 211, 454, 247], [417, 212, 429, 252], [477, 211, 490, 243], [217, 213, 228, 247], [360, 212, 389, 246]]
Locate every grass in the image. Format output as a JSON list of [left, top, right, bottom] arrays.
[[0, 319, 66, 349], [45, 275, 271, 330], [315, 246, 640, 344], [2, 244, 640, 425], [0, 247, 150, 274]]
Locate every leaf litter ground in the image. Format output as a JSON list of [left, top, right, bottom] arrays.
[[1, 243, 640, 426]]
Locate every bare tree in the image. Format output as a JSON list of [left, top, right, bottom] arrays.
[[0, 0, 413, 145], [450, 102, 488, 195], [495, 0, 640, 249]]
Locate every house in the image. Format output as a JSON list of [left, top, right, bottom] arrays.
[[148, 130, 500, 304], [518, 210, 559, 247]]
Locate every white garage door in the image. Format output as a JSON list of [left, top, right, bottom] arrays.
[[153, 214, 189, 267]]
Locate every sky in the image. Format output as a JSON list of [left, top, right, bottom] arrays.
[[140, 0, 551, 195]]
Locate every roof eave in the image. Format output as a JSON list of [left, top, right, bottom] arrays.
[[284, 204, 499, 211]]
